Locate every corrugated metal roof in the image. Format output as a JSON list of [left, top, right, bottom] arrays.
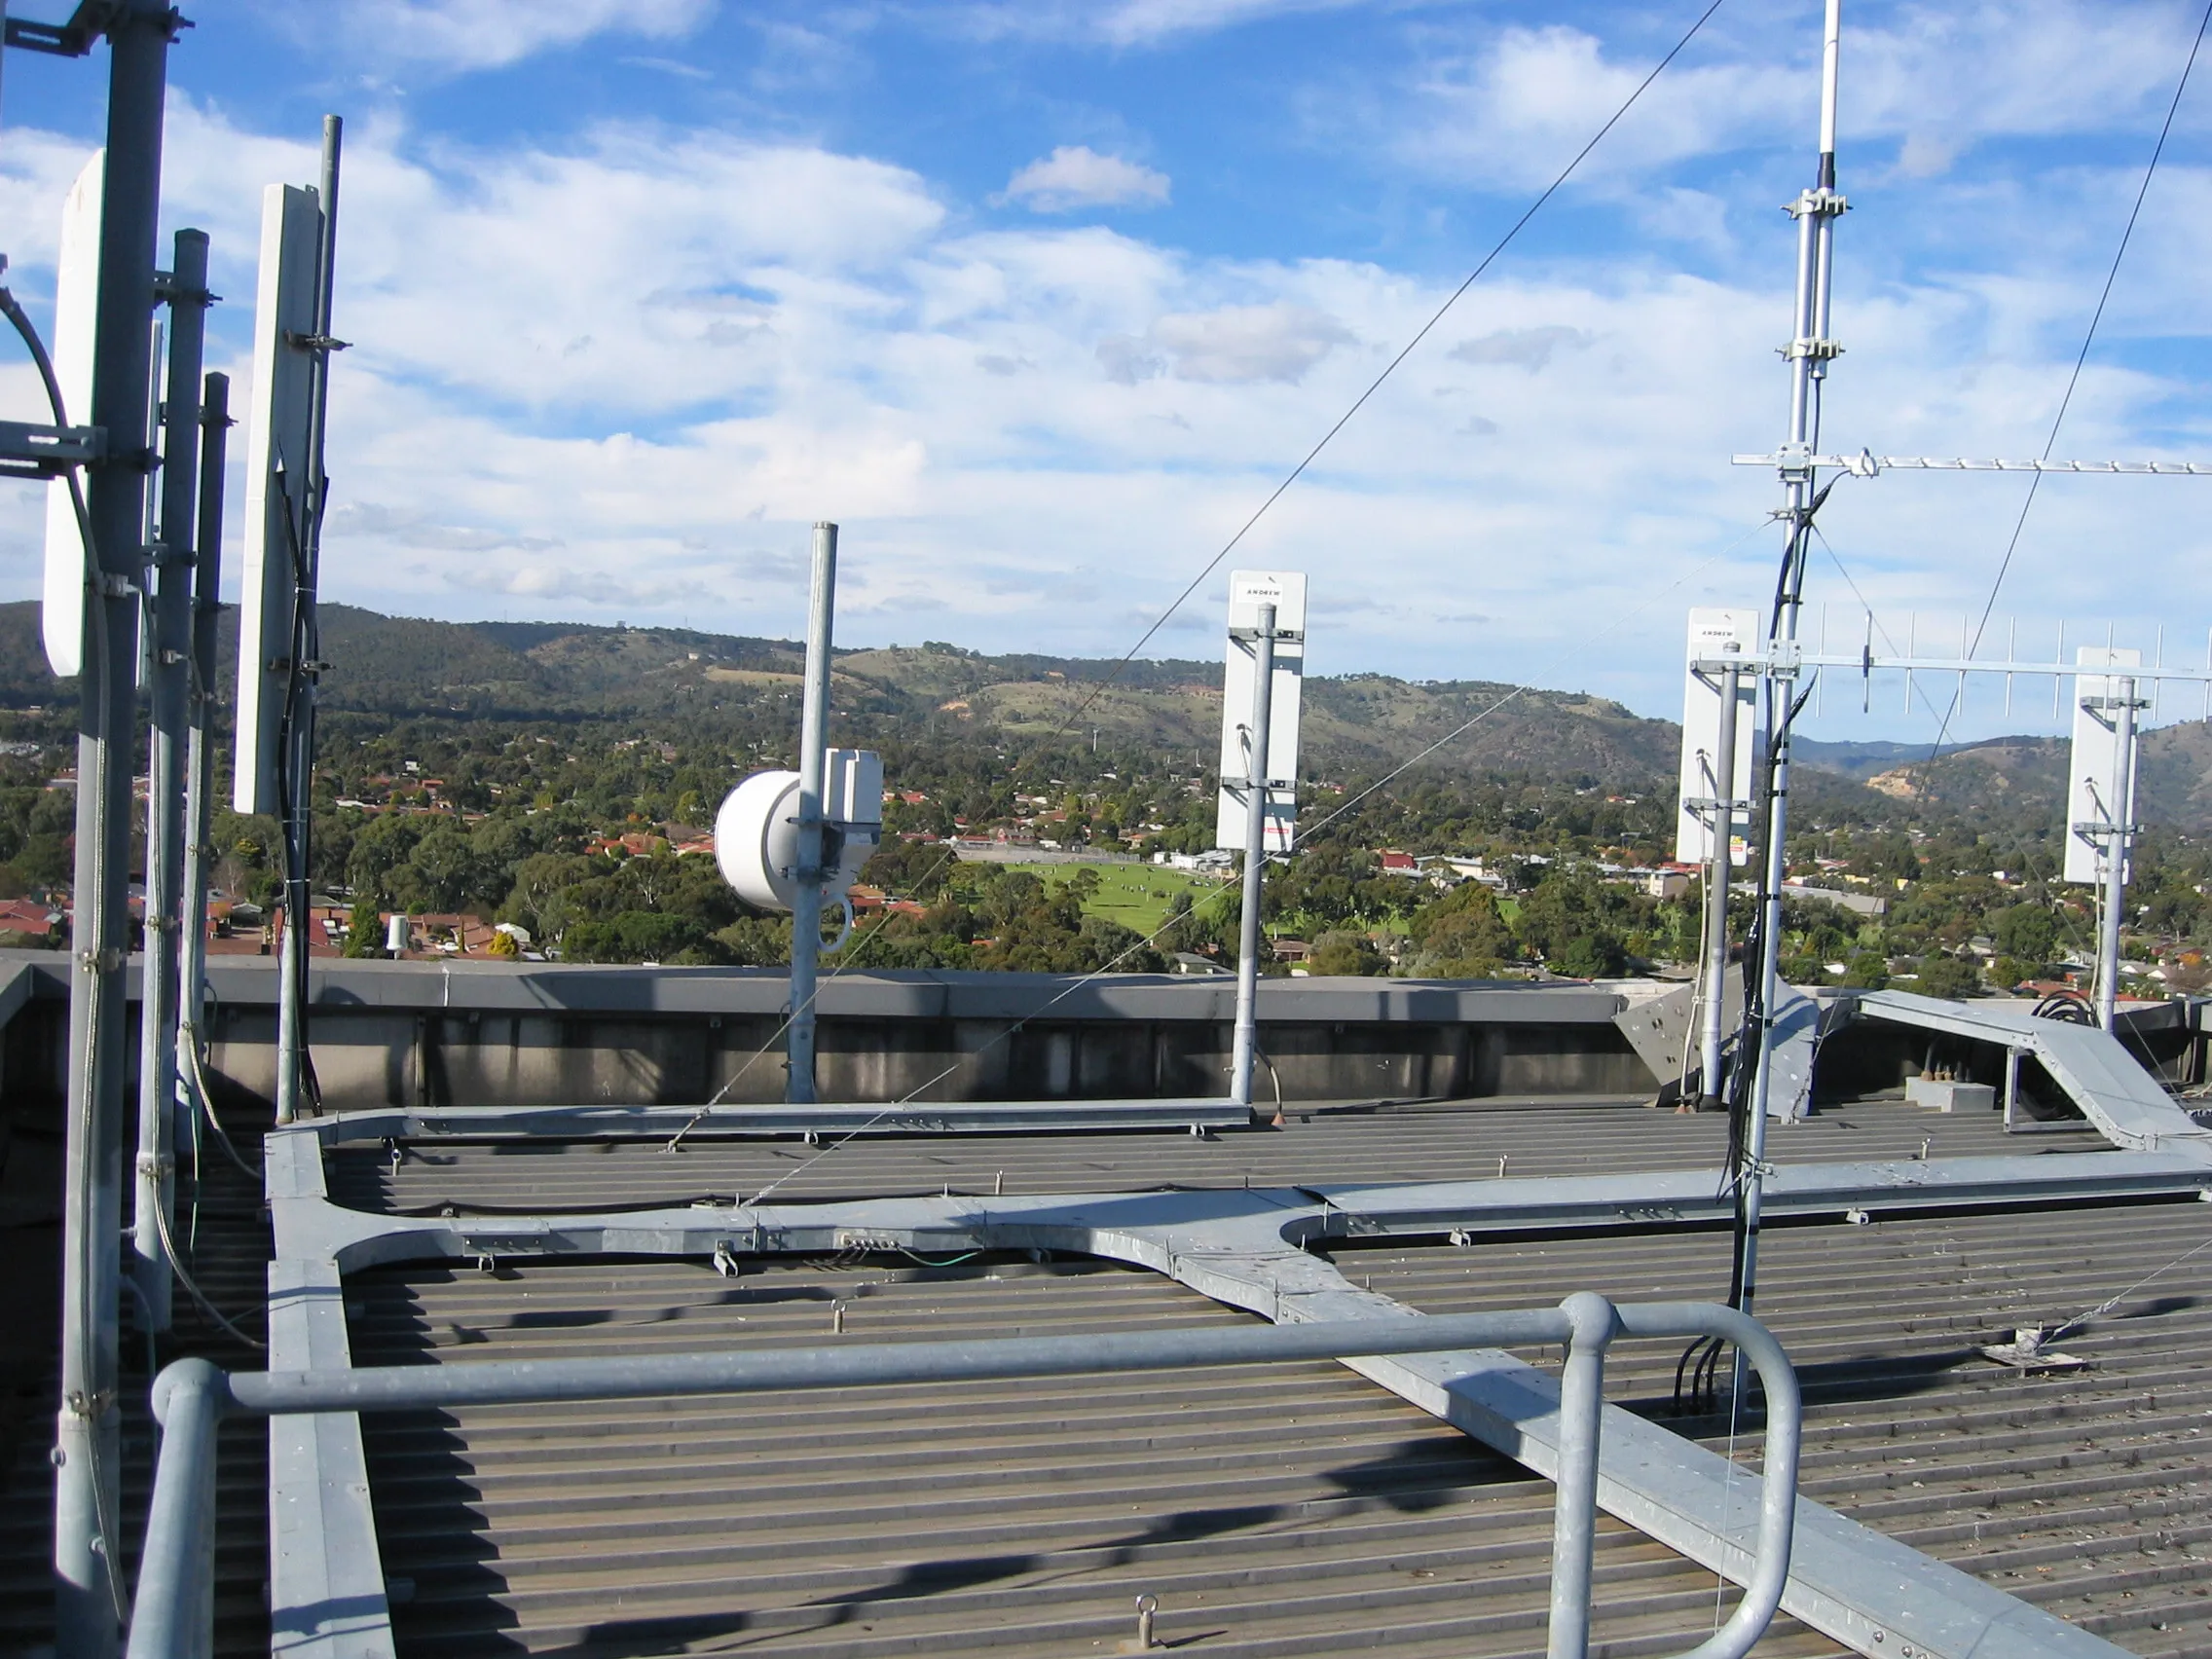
[[0, 1097, 274, 1658], [1340, 1198, 2212, 1657], [350, 1253, 1850, 1657], [331, 1096, 2108, 1213], [331, 1096, 2206, 1657]]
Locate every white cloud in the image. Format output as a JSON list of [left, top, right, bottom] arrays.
[[1002, 146, 1170, 212], [1089, 0, 1362, 47], [5, 29, 2207, 741], [957, 0, 1370, 49], [250, 0, 714, 75], [1450, 325, 1592, 371], [1385, 3, 2194, 193], [1151, 302, 1354, 383]]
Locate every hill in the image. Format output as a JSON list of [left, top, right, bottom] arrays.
[[0, 599, 2204, 829], [0, 601, 1683, 787]]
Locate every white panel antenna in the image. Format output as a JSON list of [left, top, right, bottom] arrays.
[[2064, 645, 2141, 885], [1675, 607, 1758, 866], [40, 151, 102, 679], [233, 183, 321, 815], [1214, 571, 1306, 852]]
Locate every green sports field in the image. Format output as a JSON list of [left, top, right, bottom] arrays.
[[1030, 862, 1235, 937]]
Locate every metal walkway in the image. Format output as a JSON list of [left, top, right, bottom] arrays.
[[1854, 992, 2212, 1152]]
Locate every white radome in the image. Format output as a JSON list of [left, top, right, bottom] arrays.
[[715, 758, 882, 914]]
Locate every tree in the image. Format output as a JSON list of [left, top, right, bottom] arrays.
[[1406, 881, 1518, 977], [1915, 953, 1978, 999], [1840, 951, 1889, 990], [394, 826, 494, 913], [1309, 930, 1385, 976], [1552, 933, 1623, 979], [341, 897, 382, 958], [1994, 903, 2060, 967], [1513, 868, 1631, 977]]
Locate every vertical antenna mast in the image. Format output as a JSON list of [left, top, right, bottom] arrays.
[[1735, 0, 1845, 1401], [786, 522, 838, 1105], [274, 116, 343, 1124]]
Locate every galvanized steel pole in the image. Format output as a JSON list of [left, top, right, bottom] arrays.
[[1741, 0, 1843, 1411], [1695, 657, 1740, 1109], [787, 522, 837, 1104], [1230, 603, 1276, 1109], [130, 228, 209, 1334], [275, 118, 343, 1124], [2095, 678, 2138, 1032], [56, 5, 171, 1651], [174, 373, 229, 1129], [1545, 1292, 1616, 1658]]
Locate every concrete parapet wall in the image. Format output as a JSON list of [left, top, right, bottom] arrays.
[[0, 954, 1654, 1111]]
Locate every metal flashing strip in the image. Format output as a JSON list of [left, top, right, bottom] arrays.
[[261, 1120, 2200, 1659], [263, 1131, 396, 1659], [1855, 990, 2212, 1152], [274, 1148, 2212, 1273], [295, 1096, 1251, 1141]]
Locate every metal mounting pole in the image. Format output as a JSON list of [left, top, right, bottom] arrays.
[[130, 227, 209, 1334], [274, 117, 343, 1125], [2094, 677, 2139, 1032], [175, 373, 229, 1118], [55, 5, 171, 1652], [1738, 0, 1843, 1414], [1230, 603, 1277, 1109], [1695, 656, 1741, 1109], [787, 521, 837, 1105]]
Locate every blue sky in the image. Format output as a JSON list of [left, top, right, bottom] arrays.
[[3, 0, 2211, 741]]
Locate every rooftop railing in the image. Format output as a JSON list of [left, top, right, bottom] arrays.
[[130, 1294, 1798, 1659]]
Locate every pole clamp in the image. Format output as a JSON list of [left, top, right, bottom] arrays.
[[286, 331, 351, 353], [1780, 338, 1843, 361], [151, 272, 219, 307], [78, 947, 123, 974], [62, 1387, 115, 1420], [93, 571, 139, 599], [1784, 186, 1848, 219], [135, 1152, 176, 1179]]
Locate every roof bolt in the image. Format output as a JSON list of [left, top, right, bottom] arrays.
[[1497, 1155, 1509, 1178], [995, 1169, 1004, 1197], [1125, 1593, 1159, 1651], [831, 1303, 845, 1335]]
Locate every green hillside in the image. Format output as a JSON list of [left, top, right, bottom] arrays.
[[1, 598, 2205, 828]]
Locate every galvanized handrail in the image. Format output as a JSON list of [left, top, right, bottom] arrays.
[[131, 1296, 1798, 1659]]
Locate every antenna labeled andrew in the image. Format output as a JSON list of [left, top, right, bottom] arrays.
[[1213, 570, 1306, 856], [1675, 608, 1757, 868], [2064, 646, 2143, 888]]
